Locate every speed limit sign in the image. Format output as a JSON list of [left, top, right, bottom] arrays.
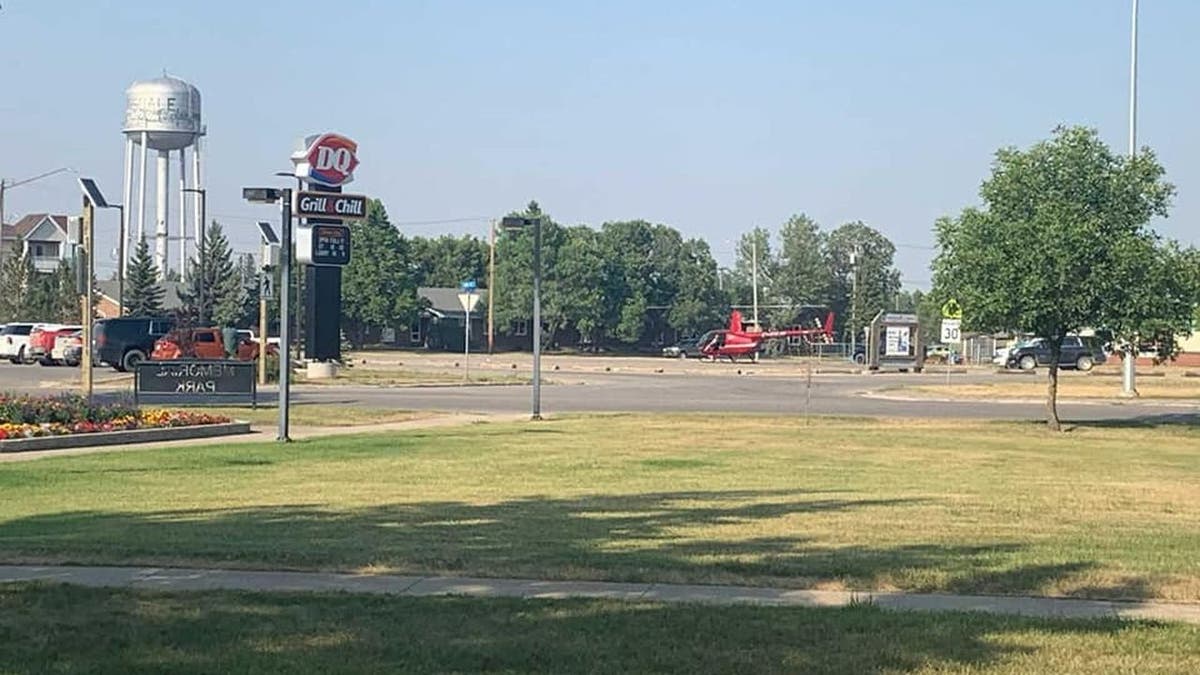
[[940, 319, 961, 344]]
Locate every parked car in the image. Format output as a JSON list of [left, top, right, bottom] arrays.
[[31, 325, 81, 365], [94, 316, 176, 371], [1006, 336, 1107, 372], [0, 323, 38, 364], [661, 336, 700, 359], [152, 327, 270, 361], [52, 330, 83, 367]]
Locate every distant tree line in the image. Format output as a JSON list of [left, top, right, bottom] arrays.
[[338, 199, 909, 349]]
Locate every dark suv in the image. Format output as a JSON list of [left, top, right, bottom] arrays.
[[1006, 336, 1107, 372], [94, 316, 176, 371]]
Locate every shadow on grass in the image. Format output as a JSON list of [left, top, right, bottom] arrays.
[[0, 488, 1134, 599], [0, 583, 1184, 675], [1004, 412, 1200, 432]]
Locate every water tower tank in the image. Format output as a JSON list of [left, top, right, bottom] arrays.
[[123, 76, 202, 150]]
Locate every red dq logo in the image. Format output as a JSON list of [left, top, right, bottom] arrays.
[[302, 133, 359, 187]]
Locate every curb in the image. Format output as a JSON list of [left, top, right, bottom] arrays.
[[0, 422, 253, 453]]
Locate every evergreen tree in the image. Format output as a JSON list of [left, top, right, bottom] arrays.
[[123, 238, 165, 317], [0, 253, 34, 322], [179, 222, 241, 326], [52, 260, 80, 323]]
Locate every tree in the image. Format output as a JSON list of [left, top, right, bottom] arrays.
[[341, 199, 420, 347], [729, 226, 776, 312], [824, 222, 901, 342], [774, 214, 829, 306], [179, 222, 242, 326], [410, 235, 489, 288], [51, 260, 80, 323], [667, 238, 726, 337], [0, 253, 33, 322], [123, 238, 165, 317], [933, 126, 1179, 430]]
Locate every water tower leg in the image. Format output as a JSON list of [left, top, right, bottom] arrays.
[[178, 150, 187, 276], [155, 150, 169, 276], [121, 137, 134, 281], [138, 132, 149, 245], [193, 137, 203, 252]]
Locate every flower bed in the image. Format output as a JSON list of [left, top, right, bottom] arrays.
[[0, 394, 231, 440]]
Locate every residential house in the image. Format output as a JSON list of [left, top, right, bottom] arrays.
[[1, 213, 72, 273]]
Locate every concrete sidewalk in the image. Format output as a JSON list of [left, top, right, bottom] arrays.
[[3, 564, 1199, 624]]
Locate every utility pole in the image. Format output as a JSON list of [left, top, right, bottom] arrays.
[[488, 220, 495, 353], [80, 196, 94, 403], [849, 245, 860, 360], [258, 269, 269, 386], [1122, 0, 1140, 398], [751, 239, 759, 328]]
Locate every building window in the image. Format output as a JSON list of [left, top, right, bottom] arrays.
[[409, 323, 422, 344], [512, 320, 528, 337], [33, 244, 44, 258]]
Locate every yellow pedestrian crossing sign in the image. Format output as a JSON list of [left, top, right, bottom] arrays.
[[941, 299, 963, 319]]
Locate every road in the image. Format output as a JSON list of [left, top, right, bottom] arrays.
[[3, 362, 1195, 423]]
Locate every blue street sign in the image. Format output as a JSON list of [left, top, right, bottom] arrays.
[[460, 279, 477, 291]]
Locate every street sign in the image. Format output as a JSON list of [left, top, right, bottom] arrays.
[[293, 191, 368, 220], [940, 319, 961, 344], [941, 299, 963, 319], [457, 292, 480, 313], [295, 224, 351, 266], [460, 279, 477, 291]]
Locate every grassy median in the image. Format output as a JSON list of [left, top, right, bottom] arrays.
[[1, 415, 1198, 601], [2, 584, 1198, 674]]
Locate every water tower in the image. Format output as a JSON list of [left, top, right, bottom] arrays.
[[121, 75, 205, 277]]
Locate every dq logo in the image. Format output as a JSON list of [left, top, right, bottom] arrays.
[[299, 133, 359, 187]]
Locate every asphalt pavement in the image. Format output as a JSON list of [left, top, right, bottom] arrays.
[[2, 361, 1196, 423]]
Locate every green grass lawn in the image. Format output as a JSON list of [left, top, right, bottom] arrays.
[[1, 415, 1199, 601], [2, 584, 1197, 675], [200, 404, 435, 428]]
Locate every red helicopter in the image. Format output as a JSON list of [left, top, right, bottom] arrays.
[[696, 308, 835, 361]]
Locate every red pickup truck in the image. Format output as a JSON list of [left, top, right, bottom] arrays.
[[30, 325, 82, 366], [151, 328, 272, 361]]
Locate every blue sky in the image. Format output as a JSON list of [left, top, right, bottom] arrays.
[[2, 1, 1197, 288]]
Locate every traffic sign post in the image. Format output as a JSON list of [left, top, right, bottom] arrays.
[[458, 287, 481, 381], [940, 319, 961, 345]]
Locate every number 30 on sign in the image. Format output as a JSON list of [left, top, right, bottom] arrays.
[[940, 319, 961, 344]]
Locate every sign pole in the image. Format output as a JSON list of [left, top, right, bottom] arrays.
[[278, 189, 292, 442], [258, 269, 268, 386], [80, 196, 94, 403], [464, 302, 470, 382]]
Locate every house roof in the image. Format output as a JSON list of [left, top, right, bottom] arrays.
[[3, 214, 68, 240], [419, 287, 465, 314], [96, 279, 187, 311]]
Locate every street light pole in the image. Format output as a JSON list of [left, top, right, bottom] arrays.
[[531, 216, 542, 420], [182, 188, 207, 323], [278, 188, 292, 441], [1122, 0, 1140, 398]]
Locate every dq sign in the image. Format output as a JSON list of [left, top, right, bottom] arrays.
[[291, 133, 359, 187]]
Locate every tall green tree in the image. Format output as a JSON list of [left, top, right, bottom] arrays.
[[667, 238, 726, 337], [411, 235, 489, 288], [933, 126, 1180, 429], [824, 221, 901, 341], [774, 214, 829, 307], [179, 222, 242, 326], [0, 254, 34, 322], [729, 226, 776, 313], [494, 201, 567, 346], [341, 199, 420, 347], [51, 260, 80, 323], [123, 238, 165, 317]]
